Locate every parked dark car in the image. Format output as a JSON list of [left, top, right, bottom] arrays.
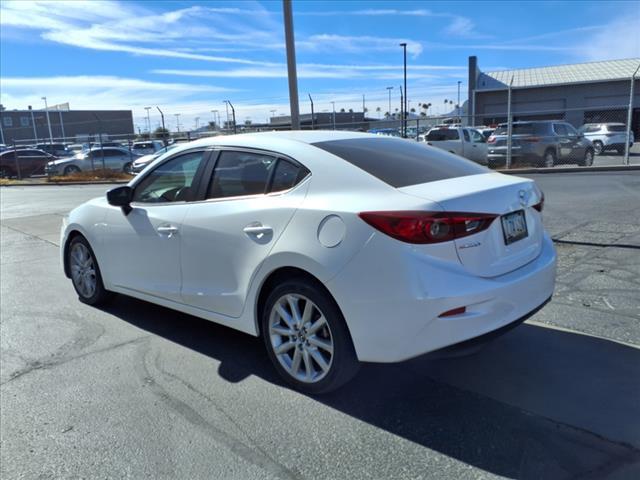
[[0, 148, 56, 178], [487, 121, 594, 168], [35, 143, 74, 157]]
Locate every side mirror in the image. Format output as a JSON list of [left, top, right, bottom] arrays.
[[107, 185, 133, 215]]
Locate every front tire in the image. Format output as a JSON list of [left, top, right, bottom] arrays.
[[123, 162, 132, 174], [67, 235, 112, 305], [581, 148, 594, 166], [542, 149, 556, 168], [63, 165, 81, 175], [261, 278, 359, 394], [593, 141, 604, 155]]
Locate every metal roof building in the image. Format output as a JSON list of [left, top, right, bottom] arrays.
[[468, 56, 640, 133]]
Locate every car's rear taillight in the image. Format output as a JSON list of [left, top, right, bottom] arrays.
[[487, 136, 496, 144], [358, 211, 498, 244], [533, 191, 544, 212]]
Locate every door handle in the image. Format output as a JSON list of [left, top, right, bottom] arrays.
[[157, 225, 179, 237], [243, 224, 273, 237]]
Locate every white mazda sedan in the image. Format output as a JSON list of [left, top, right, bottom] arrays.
[[61, 131, 556, 393]]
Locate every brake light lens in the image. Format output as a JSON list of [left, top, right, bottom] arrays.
[[533, 191, 545, 212], [487, 135, 496, 144], [358, 211, 498, 244], [439, 306, 466, 317]]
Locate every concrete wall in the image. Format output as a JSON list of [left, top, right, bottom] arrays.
[[0, 110, 134, 144], [473, 79, 640, 131]]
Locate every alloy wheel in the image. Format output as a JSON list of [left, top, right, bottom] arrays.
[[70, 242, 97, 299], [268, 294, 334, 383]]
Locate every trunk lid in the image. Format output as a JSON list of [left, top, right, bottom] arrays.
[[399, 173, 544, 277]]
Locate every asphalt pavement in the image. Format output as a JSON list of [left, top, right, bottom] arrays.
[[1, 172, 639, 479]]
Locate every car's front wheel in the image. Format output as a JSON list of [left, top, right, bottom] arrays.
[[593, 141, 604, 155], [67, 235, 112, 305], [542, 149, 556, 168], [581, 148, 594, 167], [262, 278, 359, 394], [63, 165, 81, 175]]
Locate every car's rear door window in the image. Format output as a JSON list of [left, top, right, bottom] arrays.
[[207, 150, 276, 199], [268, 159, 309, 193], [313, 137, 485, 188], [426, 129, 459, 141]]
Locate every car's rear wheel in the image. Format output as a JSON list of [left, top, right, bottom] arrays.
[[63, 165, 80, 175], [593, 141, 604, 155], [122, 162, 132, 174], [581, 148, 594, 167], [616, 147, 625, 155], [542, 149, 556, 168], [67, 235, 112, 305], [262, 278, 359, 394]]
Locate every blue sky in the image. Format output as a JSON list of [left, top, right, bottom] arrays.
[[1, 0, 639, 131]]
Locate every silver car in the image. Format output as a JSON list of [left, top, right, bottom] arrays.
[[131, 144, 180, 174], [45, 147, 139, 176]]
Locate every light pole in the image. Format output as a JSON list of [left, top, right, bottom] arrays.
[[225, 100, 236, 134], [195, 117, 200, 130], [144, 106, 151, 133], [28, 106, 37, 141], [282, 0, 300, 130], [331, 101, 336, 130], [457, 81, 461, 120], [57, 106, 66, 142], [174, 113, 181, 132], [211, 110, 219, 129], [386, 86, 393, 120], [41, 97, 53, 143], [400, 42, 407, 137]]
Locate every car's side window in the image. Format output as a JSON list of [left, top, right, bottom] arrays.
[[133, 150, 206, 203], [268, 159, 309, 193], [463, 129, 471, 142], [207, 150, 276, 199], [470, 129, 485, 143], [553, 124, 568, 136], [564, 124, 578, 137]]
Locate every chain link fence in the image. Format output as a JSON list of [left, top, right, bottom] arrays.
[[1, 103, 637, 179]]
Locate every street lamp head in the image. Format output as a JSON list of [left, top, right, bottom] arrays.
[[399, 42, 407, 47]]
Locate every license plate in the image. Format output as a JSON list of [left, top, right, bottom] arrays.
[[501, 210, 528, 245]]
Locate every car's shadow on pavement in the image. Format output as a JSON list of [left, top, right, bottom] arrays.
[[102, 295, 640, 478]]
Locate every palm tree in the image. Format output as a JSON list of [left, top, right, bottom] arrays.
[[384, 111, 390, 118], [376, 106, 381, 119], [339, 108, 346, 113], [410, 108, 416, 113]]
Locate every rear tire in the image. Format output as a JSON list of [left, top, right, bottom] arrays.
[[122, 162, 132, 174], [261, 277, 359, 394], [63, 165, 80, 175], [67, 235, 113, 306], [593, 141, 604, 155], [616, 147, 625, 155]]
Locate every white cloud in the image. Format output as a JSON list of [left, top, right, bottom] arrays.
[[304, 34, 423, 58], [580, 18, 640, 61]]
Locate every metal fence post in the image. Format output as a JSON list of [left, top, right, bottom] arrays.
[[625, 64, 639, 166], [506, 76, 514, 169], [99, 132, 105, 170], [13, 141, 22, 180], [416, 119, 420, 141]]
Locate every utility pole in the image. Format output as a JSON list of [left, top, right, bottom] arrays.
[[57, 106, 66, 142], [400, 43, 407, 137], [28, 106, 37, 141], [156, 107, 166, 145], [386, 86, 393, 120], [211, 110, 219, 130], [41, 96, 53, 144], [144, 106, 151, 133], [174, 113, 181, 133], [362, 94, 366, 115], [225, 100, 236, 134], [506, 76, 514, 169], [282, 0, 300, 130], [225, 102, 230, 130], [308, 94, 315, 129]]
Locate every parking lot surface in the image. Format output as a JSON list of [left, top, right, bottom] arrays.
[[1, 173, 639, 479]]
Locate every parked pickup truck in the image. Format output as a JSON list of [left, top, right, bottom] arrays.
[[422, 126, 488, 164]]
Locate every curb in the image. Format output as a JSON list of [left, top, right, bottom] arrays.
[[0, 180, 129, 187], [497, 165, 640, 174]]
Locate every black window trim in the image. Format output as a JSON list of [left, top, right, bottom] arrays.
[[193, 146, 311, 204], [129, 147, 214, 205]]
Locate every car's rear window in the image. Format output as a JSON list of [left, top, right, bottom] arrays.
[[426, 128, 460, 141], [313, 137, 485, 188], [607, 125, 626, 132], [494, 123, 549, 135]]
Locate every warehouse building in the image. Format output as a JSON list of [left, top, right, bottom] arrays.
[[0, 104, 134, 144], [468, 57, 640, 135]]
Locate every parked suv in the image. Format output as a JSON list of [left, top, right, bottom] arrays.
[[577, 123, 634, 155], [487, 121, 594, 168], [131, 140, 165, 156]]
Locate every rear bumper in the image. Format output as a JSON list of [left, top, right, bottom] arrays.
[[327, 232, 557, 363]]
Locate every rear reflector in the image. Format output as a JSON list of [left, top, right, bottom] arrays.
[[358, 211, 497, 244], [439, 306, 466, 317]]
